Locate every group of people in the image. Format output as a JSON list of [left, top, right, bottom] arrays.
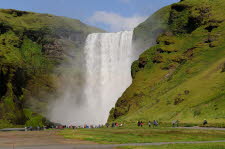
[[137, 120, 159, 127], [137, 121, 144, 127], [25, 119, 209, 131], [105, 122, 123, 128], [25, 124, 106, 131], [63, 124, 104, 129], [136, 119, 208, 127], [83, 124, 104, 129]]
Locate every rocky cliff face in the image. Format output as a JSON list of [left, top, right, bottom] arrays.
[[0, 9, 103, 128], [109, 0, 225, 126]]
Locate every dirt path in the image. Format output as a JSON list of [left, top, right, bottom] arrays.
[[176, 126, 225, 131], [0, 130, 95, 148], [1, 140, 225, 149]]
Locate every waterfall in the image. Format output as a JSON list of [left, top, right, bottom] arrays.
[[49, 31, 134, 125], [84, 31, 134, 124]]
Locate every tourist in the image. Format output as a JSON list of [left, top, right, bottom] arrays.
[[116, 123, 119, 127], [140, 121, 143, 127], [137, 121, 140, 127], [203, 119, 208, 126], [148, 121, 152, 127], [153, 120, 158, 127]]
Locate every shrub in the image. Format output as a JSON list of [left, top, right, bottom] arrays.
[[131, 60, 140, 78], [24, 109, 44, 127], [222, 63, 225, 72]]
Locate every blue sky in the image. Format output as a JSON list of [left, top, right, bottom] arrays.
[[0, 0, 179, 32]]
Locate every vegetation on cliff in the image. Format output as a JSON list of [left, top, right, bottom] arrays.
[[110, 0, 225, 125], [0, 9, 102, 128]]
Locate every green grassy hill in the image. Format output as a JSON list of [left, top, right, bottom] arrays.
[[109, 0, 225, 126], [0, 9, 103, 128]]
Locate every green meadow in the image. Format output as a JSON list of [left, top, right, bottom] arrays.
[[59, 126, 225, 144]]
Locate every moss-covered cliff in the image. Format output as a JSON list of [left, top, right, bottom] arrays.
[[109, 0, 225, 125], [0, 9, 102, 128]]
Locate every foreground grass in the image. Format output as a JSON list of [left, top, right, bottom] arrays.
[[59, 127, 225, 144], [120, 143, 225, 149]]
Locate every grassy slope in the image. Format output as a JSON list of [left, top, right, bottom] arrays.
[[110, 0, 225, 125], [0, 9, 102, 128]]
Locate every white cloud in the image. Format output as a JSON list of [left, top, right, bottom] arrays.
[[89, 11, 147, 32]]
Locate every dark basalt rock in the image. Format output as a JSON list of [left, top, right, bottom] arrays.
[[152, 54, 163, 63], [205, 25, 218, 32], [0, 9, 29, 17], [0, 66, 10, 100], [171, 3, 189, 12], [0, 22, 12, 34], [186, 16, 203, 33], [138, 57, 148, 68], [23, 28, 50, 43], [174, 97, 185, 105], [183, 47, 196, 59]]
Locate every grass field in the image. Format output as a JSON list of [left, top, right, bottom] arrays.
[[120, 143, 225, 149], [59, 126, 225, 144]]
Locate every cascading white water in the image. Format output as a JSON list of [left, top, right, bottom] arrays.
[[49, 31, 135, 125], [84, 31, 134, 124]]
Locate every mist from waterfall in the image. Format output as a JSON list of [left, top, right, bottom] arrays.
[[49, 31, 135, 125]]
